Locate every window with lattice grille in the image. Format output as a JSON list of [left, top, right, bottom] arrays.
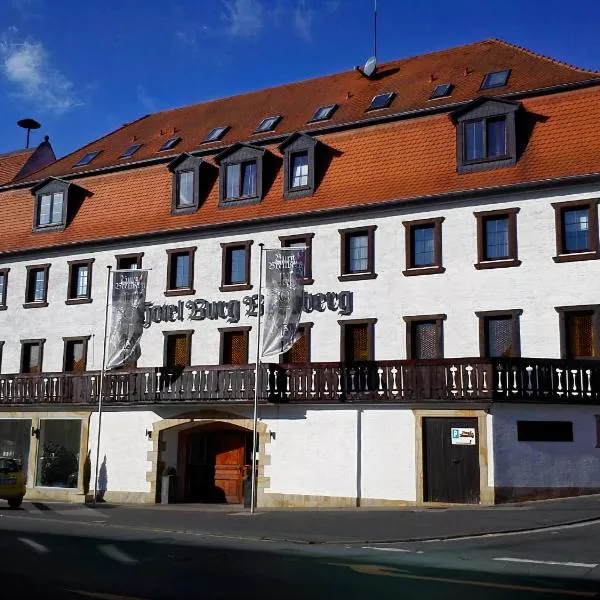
[[344, 324, 369, 362], [486, 316, 513, 358], [412, 321, 439, 359], [64, 339, 87, 372], [566, 311, 595, 358], [221, 331, 248, 365], [282, 326, 309, 364], [165, 333, 190, 368]]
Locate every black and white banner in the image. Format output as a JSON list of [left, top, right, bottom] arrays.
[[105, 270, 148, 370], [261, 248, 306, 358]]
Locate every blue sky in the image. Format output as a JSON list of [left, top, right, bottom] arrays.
[[1, 0, 599, 158]]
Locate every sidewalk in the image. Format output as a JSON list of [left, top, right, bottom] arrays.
[[78, 494, 600, 544]]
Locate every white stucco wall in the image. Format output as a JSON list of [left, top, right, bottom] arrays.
[[492, 404, 600, 488]]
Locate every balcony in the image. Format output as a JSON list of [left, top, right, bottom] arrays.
[[0, 358, 599, 407]]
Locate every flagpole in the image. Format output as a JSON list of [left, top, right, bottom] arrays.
[[92, 265, 112, 505], [250, 243, 264, 514]]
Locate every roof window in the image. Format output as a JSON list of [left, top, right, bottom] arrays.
[[255, 116, 281, 133], [119, 143, 142, 159], [310, 104, 337, 122], [480, 69, 511, 90], [429, 83, 454, 100], [204, 126, 229, 143], [367, 92, 395, 111], [159, 137, 181, 152], [73, 151, 101, 167]]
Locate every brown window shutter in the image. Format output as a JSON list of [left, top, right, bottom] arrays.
[[413, 321, 439, 359], [567, 311, 595, 358], [487, 316, 513, 357], [224, 332, 247, 365], [173, 335, 189, 367], [346, 324, 369, 362], [283, 329, 307, 364]]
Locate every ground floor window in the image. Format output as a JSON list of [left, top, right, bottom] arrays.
[[0, 419, 31, 477], [36, 419, 81, 488]]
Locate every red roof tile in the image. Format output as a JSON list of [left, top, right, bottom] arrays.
[[0, 148, 35, 185]]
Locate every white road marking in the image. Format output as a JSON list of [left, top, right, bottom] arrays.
[[98, 544, 138, 565], [362, 546, 413, 553], [18, 537, 49, 553], [494, 557, 598, 568]]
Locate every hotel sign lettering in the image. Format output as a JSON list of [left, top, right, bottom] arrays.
[[144, 290, 353, 327]]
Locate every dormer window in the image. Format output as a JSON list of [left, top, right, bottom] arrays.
[[119, 143, 142, 159], [255, 116, 281, 133], [310, 104, 337, 122], [215, 144, 265, 206], [291, 153, 309, 188], [464, 116, 507, 162], [430, 83, 453, 100], [73, 150, 101, 167], [31, 178, 71, 231], [480, 69, 510, 90], [168, 154, 208, 214], [39, 192, 64, 227], [176, 171, 195, 208], [279, 133, 320, 200], [204, 126, 229, 143], [367, 92, 395, 111], [159, 136, 181, 151], [226, 162, 257, 199]]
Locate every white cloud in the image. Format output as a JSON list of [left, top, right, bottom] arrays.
[[221, 0, 264, 38], [294, 0, 314, 42], [136, 85, 157, 113], [0, 30, 82, 115]]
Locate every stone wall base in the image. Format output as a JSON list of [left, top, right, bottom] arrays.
[[25, 488, 87, 503], [86, 491, 155, 504], [260, 492, 416, 508], [495, 486, 600, 503]]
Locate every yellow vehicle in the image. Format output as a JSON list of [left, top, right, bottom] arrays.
[[0, 458, 25, 508]]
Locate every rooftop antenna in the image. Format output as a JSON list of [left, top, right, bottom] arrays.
[[17, 118, 41, 149], [374, 0, 377, 60], [359, 1, 378, 78]]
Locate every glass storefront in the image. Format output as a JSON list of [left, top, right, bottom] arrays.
[[0, 419, 31, 478], [36, 419, 81, 488]]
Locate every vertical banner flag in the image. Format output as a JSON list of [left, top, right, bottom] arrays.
[[105, 269, 148, 370], [261, 248, 306, 358]]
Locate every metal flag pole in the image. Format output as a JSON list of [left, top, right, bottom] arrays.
[[250, 243, 264, 514], [92, 265, 112, 505]]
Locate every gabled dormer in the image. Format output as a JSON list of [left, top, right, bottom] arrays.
[[167, 153, 214, 215], [278, 132, 321, 200], [451, 97, 521, 173], [30, 177, 72, 232]]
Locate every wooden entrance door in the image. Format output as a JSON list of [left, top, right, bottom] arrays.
[[184, 428, 248, 504], [423, 417, 480, 504]]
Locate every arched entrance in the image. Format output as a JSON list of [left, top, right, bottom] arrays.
[[178, 423, 253, 504]]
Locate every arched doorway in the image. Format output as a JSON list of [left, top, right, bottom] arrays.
[[178, 423, 253, 504]]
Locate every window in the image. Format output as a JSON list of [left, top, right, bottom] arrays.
[[20, 339, 45, 373], [216, 144, 265, 206], [168, 154, 204, 214], [291, 152, 309, 188], [552, 200, 600, 262], [480, 69, 510, 90], [0, 268, 8, 310], [119, 144, 142, 159], [220, 241, 252, 291], [63, 337, 89, 372], [339, 226, 377, 281], [67, 259, 94, 304], [474, 208, 520, 269], [163, 331, 193, 368], [476, 310, 522, 358], [464, 116, 507, 162], [176, 171, 195, 208], [116, 253, 143, 270], [367, 92, 395, 111], [280, 133, 320, 200], [280, 233, 314, 285], [204, 127, 228, 143], [340, 319, 376, 362], [159, 136, 181, 151], [24, 264, 50, 307], [403, 218, 445, 276], [73, 151, 101, 167], [0, 420, 31, 478], [404, 315, 445, 359], [226, 162, 257, 199], [255, 116, 281, 133], [219, 327, 250, 365], [429, 83, 453, 99], [31, 178, 71, 231], [309, 104, 337, 122], [37, 192, 64, 227], [281, 323, 312, 364], [517, 421, 573, 442], [556, 305, 600, 359], [165, 248, 196, 296], [36, 419, 82, 488]]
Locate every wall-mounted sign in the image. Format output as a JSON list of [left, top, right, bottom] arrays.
[[451, 427, 476, 445], [143, 290, 353, 327]]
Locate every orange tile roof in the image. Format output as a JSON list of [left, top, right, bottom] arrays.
[[0, 148, 35, 185]]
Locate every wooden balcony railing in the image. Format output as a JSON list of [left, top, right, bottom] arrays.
[[0, 357, 598, 406]]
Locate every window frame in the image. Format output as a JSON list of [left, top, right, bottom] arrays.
[[309, 104, 337, 123], [168, 154, 204, 215], [119, 143, 142, 159], [403, 217, 445, 276], [339, 318, 377, 362], [254, 115, 281, 133], [116, 252, 144, 270], [66, 258, 94, 305], [162, 330, 194, 369], [279, 233, 314, 285], [24, 263, 50, 308], [279, 133, 318, 200], [403, 314, 446, 360], [474, 207, 521, 269], [338, 225, 377, 281], [73, 150, 101, 167], [203, 126, 229, 143], [220, 241, 253, 292], [366, 92, 395, 111], [219, 326, 251, 365], [62, 336, 91, 372], [31, 178, 70, 232], [216, 144, 265, 207], [429, 83, 454, 100], [280, 322, 313, 364], [480, 69, 511, 91], [0, 268, 9, 311], [20, 338, 45, 374], [555, 305, 600, 359], [165, 247, 196, 297], [552, 199, 600, 263], [476, 309, 523, 358]]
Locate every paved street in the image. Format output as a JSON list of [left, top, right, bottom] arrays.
[[0, 499, 600, 598]]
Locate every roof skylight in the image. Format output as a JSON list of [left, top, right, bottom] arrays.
[[73, 151, 101, 167], [204, 126, 229, 143], [310, 104, 338, 122], [367, 92, 395, 111], [255, 116, 281, 133], [119, 143, 142, 159], [429, 83, 454, 100], [480, 69, 511, 90], [159, 136, 181, 152]]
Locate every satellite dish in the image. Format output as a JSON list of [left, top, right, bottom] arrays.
[[363, 55, 377, 78], [17, 118, 41, 148]]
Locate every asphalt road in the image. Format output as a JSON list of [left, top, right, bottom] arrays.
[[0, 504, 599, 599]]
